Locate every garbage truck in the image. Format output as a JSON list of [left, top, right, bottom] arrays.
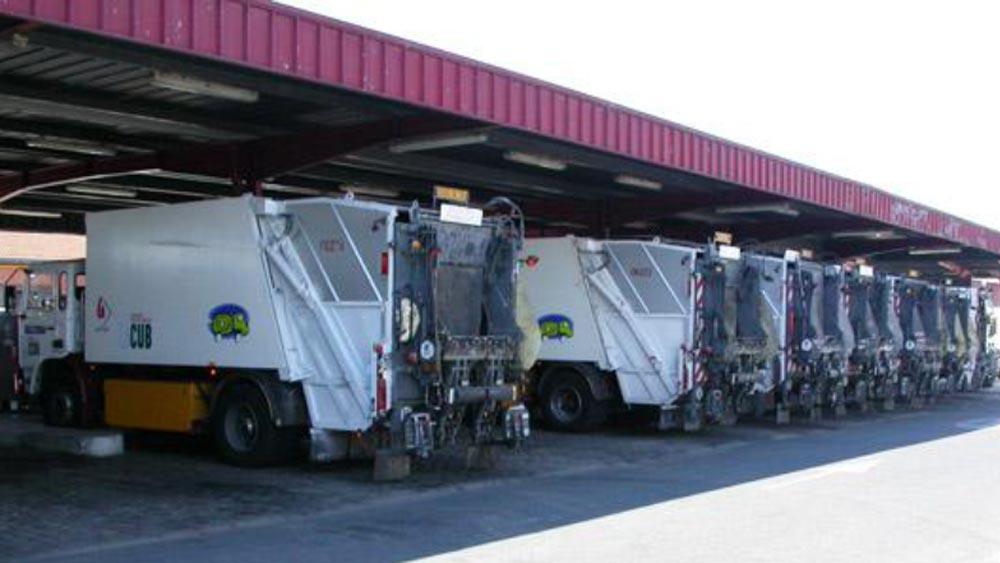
[[521, 236, 787, 432], [785, 255, 823, 418], [843, 264, 883, 411], [5, 195, 531, 475], [938, 281, 1000, 393], [520, 236, 701, 431], [789, 260, 852, 415], [941, 285, 977, 393], [896, 278, 944, 405], [867, 272, 902, 408], [696, 246, 788, 426], [973, 280, 999, 388]]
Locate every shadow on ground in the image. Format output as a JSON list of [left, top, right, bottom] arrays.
[[3, 390, 999, 561]]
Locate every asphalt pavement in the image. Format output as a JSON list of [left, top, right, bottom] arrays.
[[6, 391, 1000, 562]]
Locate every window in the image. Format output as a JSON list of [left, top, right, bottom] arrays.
[[27, 272, 55, 311], [58, 271, 68, 310], [74, 273, 86, 302]]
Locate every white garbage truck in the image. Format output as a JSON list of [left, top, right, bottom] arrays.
[[941, 285, 976, 393], [973, 280, 999, 388], [520, 236, 788, 432], [790, 260, 854, 415], [865, 272, 902, 408], [699, 246, 788, 425], [896, 277, 944, 405], [520, 236, 699, 431], [843, 264, 883, 412], [5, 195, 531, 474]]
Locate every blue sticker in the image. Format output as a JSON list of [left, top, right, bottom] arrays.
[[539, 314, 574, 340], [209, 304, 250, 341]]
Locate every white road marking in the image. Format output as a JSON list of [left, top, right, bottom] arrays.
[[764, 457, 882, 490], [955, 417, 1000, 431]]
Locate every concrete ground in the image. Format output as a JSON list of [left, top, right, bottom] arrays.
[[3, 391, 1000, 562]]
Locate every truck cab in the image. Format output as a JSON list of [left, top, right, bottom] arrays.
[[10, 261, 85, 402]]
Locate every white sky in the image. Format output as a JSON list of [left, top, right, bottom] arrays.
[[281, 0, 1000, 230]]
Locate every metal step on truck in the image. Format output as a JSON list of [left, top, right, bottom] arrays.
[[520, 236, 788, 433], [2, 194, 531, 479]]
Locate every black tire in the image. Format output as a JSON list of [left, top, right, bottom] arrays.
[[42, 377, 82, 428], [538, 369, 606, 432], [212, 383, 296, 467]]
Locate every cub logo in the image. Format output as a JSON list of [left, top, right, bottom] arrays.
[[209, 304, 250, 342], [539, 314, 574, 340]]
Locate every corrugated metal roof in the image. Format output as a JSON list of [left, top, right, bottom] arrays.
[[0, 0, 997, 255]]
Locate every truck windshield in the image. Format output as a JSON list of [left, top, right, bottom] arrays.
[[27, 272, 55, 311]]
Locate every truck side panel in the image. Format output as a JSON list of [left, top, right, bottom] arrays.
[[524, 237, 695, 408], [522, 238, 607, 366], [85, 198, 285, 371]]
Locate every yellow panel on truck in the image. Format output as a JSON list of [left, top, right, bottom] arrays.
[[104, 379, 209, 432]]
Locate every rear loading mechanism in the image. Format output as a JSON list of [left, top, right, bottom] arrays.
[[867, 274, 901, 408], [694, 248, 786, 427], [786, 261, 817, 418], [941, 286, 977, 393], [897, 279, 946, 406], [386, 203, 529, 459], [975, 285, 999, 389], [844, 267, 880, 412]]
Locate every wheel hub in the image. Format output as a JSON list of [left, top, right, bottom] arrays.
[[550, 386, 583, 424], [48, 388, 78, 426], [225, 404, 260, 453]]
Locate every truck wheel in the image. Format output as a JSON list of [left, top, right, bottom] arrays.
[[539, 369, 606, 432], [43, 379, 81, 427], [212, 383, 294, 467]]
